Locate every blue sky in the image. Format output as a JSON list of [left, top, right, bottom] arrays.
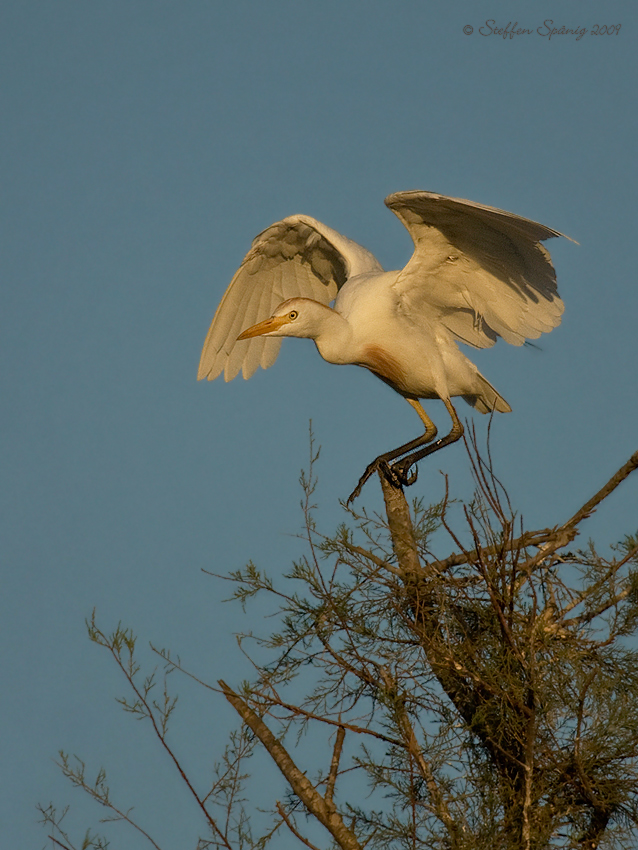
[[2, 1, 637, 847]]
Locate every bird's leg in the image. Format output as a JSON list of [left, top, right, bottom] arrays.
[[347, 399, 438, 503], [391, 398, 464, 483], [389, 399, 440, 486]]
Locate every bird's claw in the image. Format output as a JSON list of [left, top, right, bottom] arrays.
[[390, 458, 418, 487], [347, 456, 418, 503]]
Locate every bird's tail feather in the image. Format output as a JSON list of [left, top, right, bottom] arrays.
[[463, 373, 512, 414]]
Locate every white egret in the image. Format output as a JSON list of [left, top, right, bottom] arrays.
[[198, 191, 568, 500]]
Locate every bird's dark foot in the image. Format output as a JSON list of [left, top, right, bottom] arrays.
[[390, 457, 418, 487], [348, 459, 384, 504], [347, 457, 413, 504], [347, 458, 392, 504]]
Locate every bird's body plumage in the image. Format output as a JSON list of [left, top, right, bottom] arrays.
[[330, 271, 509, 410], [198, 191, 568, 497]]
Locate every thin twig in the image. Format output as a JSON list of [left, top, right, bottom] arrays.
[[47, 838, 73, 850], [276, 802, 323, 850], [92, 624, 231, 850]]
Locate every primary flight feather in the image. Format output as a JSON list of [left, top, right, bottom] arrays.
[[198, 191, 568, 500]]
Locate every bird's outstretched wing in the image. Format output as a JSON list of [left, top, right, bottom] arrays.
[[386, 191, 570, 348], [198, 214, 382, 381]]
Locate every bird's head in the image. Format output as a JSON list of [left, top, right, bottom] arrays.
[[237, 298, 331, 341]]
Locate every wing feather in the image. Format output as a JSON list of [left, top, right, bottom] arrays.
[[237, 274, 272, 379], [241, 263, 286, 379], [198, 214, 382, 381], [386, 191, 570, 349]]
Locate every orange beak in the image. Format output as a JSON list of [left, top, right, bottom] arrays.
[[237, 315, 289, 340]]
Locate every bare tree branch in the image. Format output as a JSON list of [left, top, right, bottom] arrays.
[[325, 726, 346, 806], [566, 450, 638, 528], [219, 680, 363, 850]]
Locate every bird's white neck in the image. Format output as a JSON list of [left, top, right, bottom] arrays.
[[312, 307, 356, 366]]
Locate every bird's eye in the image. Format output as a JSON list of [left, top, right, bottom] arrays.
[[289, 310, 298, 320]]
